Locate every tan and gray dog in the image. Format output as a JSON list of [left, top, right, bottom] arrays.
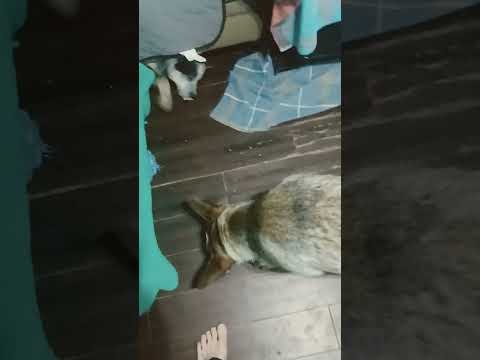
[[187, 173, 341, 289]]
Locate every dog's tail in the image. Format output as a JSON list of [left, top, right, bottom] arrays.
[[155, 76, 173, 112]]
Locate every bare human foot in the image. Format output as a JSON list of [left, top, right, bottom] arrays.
[[197, 324, 228, 360]]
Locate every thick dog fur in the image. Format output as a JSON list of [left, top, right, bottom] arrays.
[[187, 173, 341, 289]]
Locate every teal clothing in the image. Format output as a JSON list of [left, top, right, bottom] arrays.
[[295, 0, 341, 56], [0, 0, 57, 358], [139, 63, 178, 315], [272, 0, 341, 56]]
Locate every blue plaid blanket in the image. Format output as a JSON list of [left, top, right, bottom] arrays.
[[210, 53, 340, 132]]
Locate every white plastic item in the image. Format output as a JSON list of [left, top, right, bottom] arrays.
[[180, 49, 207, 62]]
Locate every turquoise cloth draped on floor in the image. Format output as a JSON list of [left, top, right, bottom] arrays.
[[139, 0, 226, 314], [0, 6, 177, 358], [138, 63, 178, 315]]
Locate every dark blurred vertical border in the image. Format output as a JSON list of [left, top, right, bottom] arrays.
[[342, 2, 480, 359], [13, 0, 138, 358]]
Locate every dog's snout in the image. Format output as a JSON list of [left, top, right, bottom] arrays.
[[182, 93, 196, 101]]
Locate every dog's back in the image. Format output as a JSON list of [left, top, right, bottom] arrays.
[[252, 173, 341, 275]]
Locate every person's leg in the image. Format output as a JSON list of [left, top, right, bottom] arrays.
[[197, 324, 228, 360], [0, 1, 58, 359]]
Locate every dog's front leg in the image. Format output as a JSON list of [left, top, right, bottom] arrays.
[[154, 76, 173, 112]]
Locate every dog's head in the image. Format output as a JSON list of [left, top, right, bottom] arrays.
[[166, 56, 206, 101], [186, 199, 235, 289]]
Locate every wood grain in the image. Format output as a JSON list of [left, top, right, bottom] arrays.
[[149, 306, 339, 360], [36, 262, 136, 357]]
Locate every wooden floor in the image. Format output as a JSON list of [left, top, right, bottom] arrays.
[[19, 2, 138, 360], [341, 6, 480, 359], [141, 46, 341, 360]]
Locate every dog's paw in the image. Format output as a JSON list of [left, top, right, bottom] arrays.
[[250, 260, 270, 271], [155, 77, 173, 112], [157, 100, 173, 112]]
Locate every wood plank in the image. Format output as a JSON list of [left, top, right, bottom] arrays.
[[342, 69, 371, 121], [149, 109, 340, 187], [373, 79, 480, 120], [149, 307, 338, 360], [329, 304, 341, 347], [36, 262, 136, 358], [15, 0, 138, 194], [225, 307, 338, 360], [147, 46, 341, 186], [155, 215, 203, 256], [15, 1, 137, 106], [150, 266, 340, 343], [300, 351, 341, 360], [342, 110, 480, 175], [27, 87, 137, 195], [224, 149, 340, 203], [151, 174, 227, 220], [366, 57, 479, 104], [341, 6, 480, 360], [147, 81, 226, 128], [67, 345, 136, 360], [30, 178, 137, 276], [159, 249, 205, 295], [201, 45, 253, 86], [343, 4, 480, 59], [148, 94, 297, 185], [343, 4, 480, 129], [147, 71, 340, 186]]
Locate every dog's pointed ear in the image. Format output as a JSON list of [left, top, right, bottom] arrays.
[[186, 199, 223, 223]]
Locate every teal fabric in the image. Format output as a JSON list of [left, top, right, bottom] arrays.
[[0, 0, 57, 358], [272, 0, 341, 56], [295, 0, 341, 56], [139, 63, 178, 315]]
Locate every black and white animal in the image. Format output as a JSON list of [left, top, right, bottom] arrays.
[[143, 55, 206, 112]]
